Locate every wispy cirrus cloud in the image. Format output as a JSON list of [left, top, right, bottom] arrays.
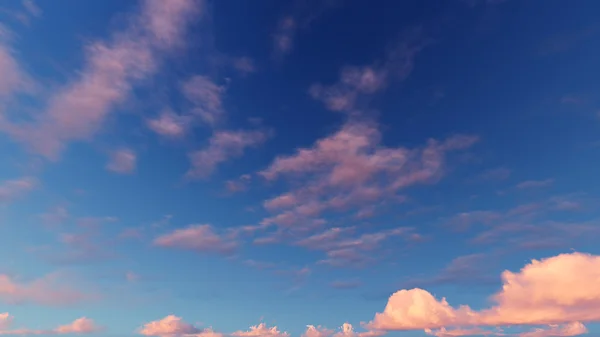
[[187, 129, 269, 179], [181, 75, 226, 128], [154, 224, 238, 255], [254, 120, 477, 244], [0, 0, 201, 159], [0, 272, 93, 306], [401, 254, 497, 288], [515, 179, 554, 189], [106, 148, 137, 174], [0, 176, 36, 203], [309, 27, 430, 114]]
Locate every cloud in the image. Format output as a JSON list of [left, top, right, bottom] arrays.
[[309, 28, 430, 113], [296, 227, 414, 267], [182, 75, 226, 127], [232, 323, 289, 337], [225, 174, 252, 193], [0, 314, 11, 330], [125, 271, 140, 282], [424, 327, 500, 337], [187, 129, 269, 179], [256, 120, 477, 242], [303, 325, 334, 337], [106, 148, 137, 174], [366, 252, 599, 334], [22, 0, 42, 18], [272, 0, 343, 60], [519, 322, 587, 337], [0, 0, 200, 159], [516, 179, 554, 189], [0, 314, 100, 335], [0, 273, 90, 306], [232, 57, 256, 74], [139, 315, 221, 337], [54, 318, 101, 334], [0, 33, 30, 99], [147, 110, 190, 138], [332, 323, 384, 337], [154, 224, 238, 255], [50, 231, 117, 264], [39, 206, 70, 226], [273, 17, 296, 58], [402, 254, 496, 288], [0, 177, 36, 203]]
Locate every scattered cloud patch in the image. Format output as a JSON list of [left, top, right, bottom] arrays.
[[0, 272, 91, 306], [106, 148, 137, 174], [187, 129, 269, 179], [0, 177, 36, 203], [154, 224, 238, 255], [516, 179, 554, 189], [0, 0, 200, 158]]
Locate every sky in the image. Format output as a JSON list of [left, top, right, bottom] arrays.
[[0, 0, 600, 336]]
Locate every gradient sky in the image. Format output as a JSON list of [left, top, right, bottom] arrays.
[[1, 1, 600, 337]]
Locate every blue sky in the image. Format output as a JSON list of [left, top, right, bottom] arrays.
[[1, 0, 600, 337]]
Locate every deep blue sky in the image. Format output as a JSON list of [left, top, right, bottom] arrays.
[[0, 1, 599, 337]]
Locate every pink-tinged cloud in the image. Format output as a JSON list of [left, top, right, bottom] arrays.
[[272, 17, 296, 57], [332, 323, 384, 337], [22, 0, 42, 18], [154, 224, 237, 255], [54, 318, 101, 334], [424, 327, 501, 337], [182, 75, 225, 127], [367, 252, 600, 332], [0, 34, 30, 99], [0, 0, 200, 159], [0, 315, 100, 335], [126, 271, 140, 282], [256, 120, 477, 239], [0, 272, 91, 306], [106, 148, 136, 174], [40, 206, 70, 226], [225, 174, 252, 193], [297, 226, 413, 267], [309, 29, 429, 113], [519, 322, 587, 337], [187, 129, 268, 179], [232, 323, 289, 337], [147, 110, 190, 137], [139, 315, 221, 337], [516, 179, 555, 189], [233, 57, 256, 74], [303, 325, 334, 337], [0, 177, 36, 203], [0, 313, 11, 330]]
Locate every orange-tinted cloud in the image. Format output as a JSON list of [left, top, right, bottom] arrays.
[[367, 252, 598, 334], [0, 314, 100, 335], [231, 323, 289, 337], [139, 315, 221, 337]]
